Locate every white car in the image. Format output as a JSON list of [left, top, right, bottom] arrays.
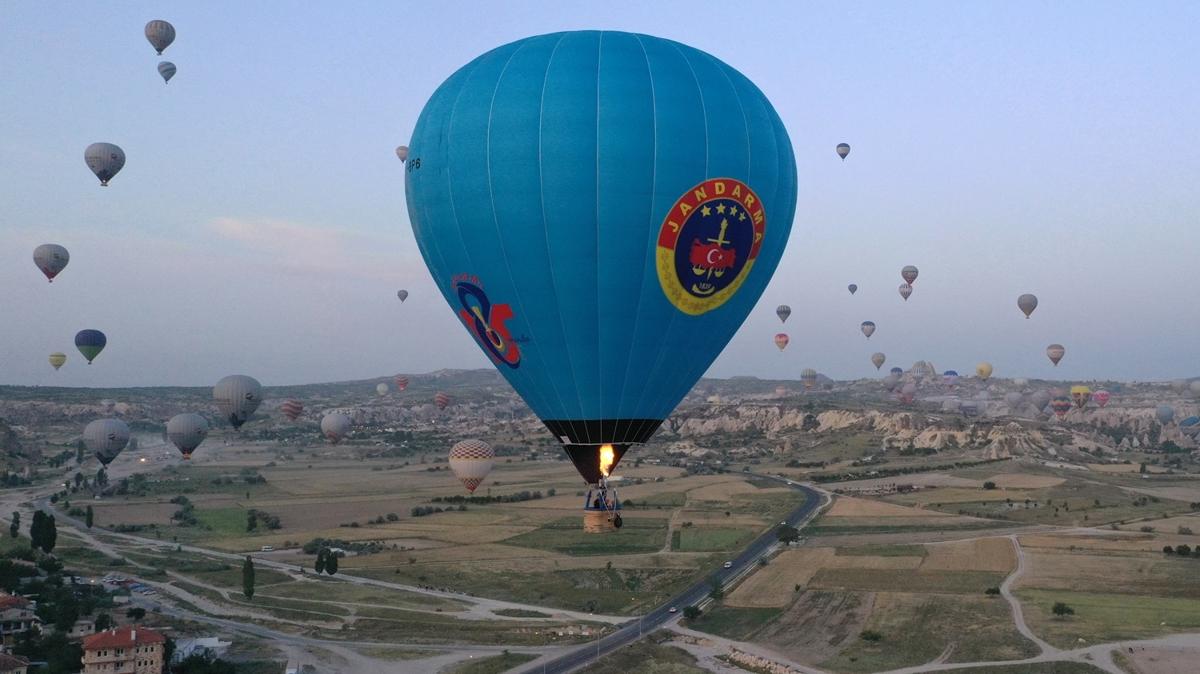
[[668, 606, 678, 614], [723, 561, 733, 569]]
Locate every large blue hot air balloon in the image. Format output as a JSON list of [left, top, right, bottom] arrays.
[[75, 329, 107, 364], [406, 31, 797, 487]]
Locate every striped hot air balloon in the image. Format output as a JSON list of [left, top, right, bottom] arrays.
[[49, 353, 67, 370], [1050, 396, 1072, 419], [871, 352, 885, 370], [1070, 385, 1092, 410], [434, 392, 451, 410], [860, 321, 876, 339], [800, 368, 817, 391], [1046, 344, 1066, 366], [449, 439, 495, 493], [1093, 390, 1111, 408], [280, 400, 304, 420], [898, 283, 913, 301], [394, 376, 409, 391], [75, 329, 107, 364], [901, 265, 918, 284]]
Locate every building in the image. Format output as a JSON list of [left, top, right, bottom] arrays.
[[0, 653, 29, 674], [81, 626, 165, 674], [0, 595, 39, 647], [171, 636, 231, 663]]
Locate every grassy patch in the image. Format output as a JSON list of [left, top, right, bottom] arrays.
[[194, 507, 253, 538], [822, 593, 1038, 673], [674, 527, 753, 552], [811, 568, 1006, 594], [503, 517, 667, 556], [1016, 589, 1200, 648], [492, 608, 551, 618], [806, 521, 1008, 536], [576, 636, 706, 673], [635, 492, 687, 508], [934, 665, 1108, 674], [836, 545, 928, 557], [447, 652, 538, 674], [266, 579, 468, 612], [686, 606, 783, 640]]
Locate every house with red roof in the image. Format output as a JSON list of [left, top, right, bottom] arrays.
[[81, 626, 165, 674]]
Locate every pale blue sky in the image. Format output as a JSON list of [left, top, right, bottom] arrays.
[[2, 1, 1197, 387]]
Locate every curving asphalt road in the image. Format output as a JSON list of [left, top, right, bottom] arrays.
[[517, 477, 825, 674]]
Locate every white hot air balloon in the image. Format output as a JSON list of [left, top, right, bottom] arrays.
[[84, 419, 131, 466], [449, 439, 495, 493], [376, 382, 389, 396], [33, 244, 70, 282], [321, 412, 353, 444], [167, 413, 209, 460], [213, 375, 263, 429], [84, 143, 125, 186], [396, 146, 409, 162]]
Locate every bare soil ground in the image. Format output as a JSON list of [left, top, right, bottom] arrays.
[[985, 473, 1066, 488], [752, 590, 874, 664], [826, 496, 957, 518]]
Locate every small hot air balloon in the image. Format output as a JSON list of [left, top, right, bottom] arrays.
[[84, 143, 125, 186], [847, 283, 857, 295], [1156, 405, 1175, 426], [960, 400, 981, 417], [1018, 293, 1038, 319], [901, 265, 919, 284], [899, 383, 917, 404], [84, 419, 130, 466], [396, 146, 409, 162], [394, 376, 409, 391], [776, 305, 791, 323], [49, 353, 67, 371], [976, 362, 993, 381], [1190, 380, 1200, 397], [167, 413, 209, 460], [145, 20, 176, 55], [376, 382, 389, 396], [883, 373, 901, 391], [860, 321, 876, 339], [801, 368, 818, 390], [280, 400, 304, 420], [1093, 390, 1111, 408], [1070, 385, 1091, 410], [775, 386, 788, 397], [1005, 391, 1024, 409], [33, 244, 69, 282], [75, 329, 107, 364], [321, 413, 353, 444], [871, 352, 886, 370], [836, 143, 850, 160], [449, 439, 495, 493], [1013, 378, 1029, 388], [213, 375, 263, 429], [434, 392, 451, 410], [157, 61, 176, 83], [898, 283, 913, 301], [1046, 344, 1065, 366], [397, 289, 409, 302], [890, 367, 903, 376], [944, 370, 959, 388], [1027, 390, 1049, 411], [1050, 396, 1072, 420], [774, 333, 790, 351], [1180, 416, 1200, 439]]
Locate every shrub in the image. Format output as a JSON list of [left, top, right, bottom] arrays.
[[860, 630, 884, 642], [982, 481, 997, 490], [985, 587, 1001, 596]]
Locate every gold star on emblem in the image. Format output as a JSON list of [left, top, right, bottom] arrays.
[[728, 205, 738, 217], [716, 203, 726, 214], [701, 205, 712, 217], [739, 211, 747, 221]]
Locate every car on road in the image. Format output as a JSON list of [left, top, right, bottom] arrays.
[[723, 561, 733, 569], [668, 606, 677, 614]]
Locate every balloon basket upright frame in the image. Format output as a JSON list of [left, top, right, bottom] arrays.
[[582, 479, 622, 534]]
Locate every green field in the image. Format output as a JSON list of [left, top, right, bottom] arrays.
[[448, 652, 538, 674], [576, 635, 706, 673], [504, 516, 668, 555], [934, 665, 1108, 674], [673, 527, 753, 552], [686, 606, 784, 640], [1017, 589, 1200, 648]]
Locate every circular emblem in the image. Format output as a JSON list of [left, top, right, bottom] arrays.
[[656, 178, 766, 315], [453, 277, 521, 368]]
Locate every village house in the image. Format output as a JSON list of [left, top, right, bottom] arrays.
[[0, 653, 30, 674], [0, 595, 39, 647], [81, 626, 165, 674]]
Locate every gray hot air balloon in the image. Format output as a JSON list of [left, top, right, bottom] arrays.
[[1005, 392, 1024, 409], [1190, 380, 1200, 397], [213, 375, 263, 429], [1046, 343, 1066, 366], [84, 419, 130, 466], [397, 289, 409, 302], [901, 265, 919, 284], [776, 305, 791, 323], [33, 244, 70, 282], [321, 412, 353, 445], [860, 321, 876, 339], [167, 413, 209, 460], [85, 143, 125, 186], [158, 61, 176, 83], [898, 283, 913, 301], [396, 146, 409, 162], [871, 352, 886, 370], [145, 20, 176, 55], [848, 283, 858, 295], [1018, 293, 1038, 319], [1030, 390, 1051, 412], [836, 143, 850, 160], [1156, 405, 1175, 425]]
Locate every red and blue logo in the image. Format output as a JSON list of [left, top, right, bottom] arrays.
[[453, 275, 521, 368]]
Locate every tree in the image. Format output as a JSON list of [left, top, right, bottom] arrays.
[[776, 524, 800, 544], [76, 442, 85, 464], [94, 613, 113, 631], [682, 605, 702, 620], [242, 556, 255, 600], [29, 511, 44, 551], [314, 549, 327, 574], [1052, 602, 1075, 617], [1176, 544, 1193, 556], [860, 630, 884, 642], [982, 481, 997, 490], [85, 506, 94, 529], [985, 587, 1000, 596], [95, 467, 108, 488], [9, 511, 18, 539], [246, 510, 257, 532], [125, 607, 146, 621], [326, 551, 338, 576], [42, 514, 57, 554], [707, 578, 723, 602], [1164, 545, 1176, 554], [73, 472, 84, 489]]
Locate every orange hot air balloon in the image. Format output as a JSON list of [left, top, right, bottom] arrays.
[[774, 333, 789, 351], [449, 439, 495, 493], [394, 375, 409, 391], [435, 392, 451, 410], [280, 400, 303, 421]]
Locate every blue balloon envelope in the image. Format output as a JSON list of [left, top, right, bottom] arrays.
[[74, 329, 107, 364], [406, 31, 797, 483]]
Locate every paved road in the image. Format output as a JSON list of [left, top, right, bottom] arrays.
[[517, 477, 825, 674]]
